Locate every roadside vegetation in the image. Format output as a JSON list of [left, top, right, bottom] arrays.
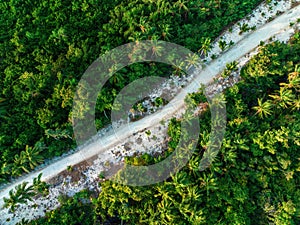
[[24, 32, 300, 225], [3, 174, 49, 214], [0, 0, 263, 184]]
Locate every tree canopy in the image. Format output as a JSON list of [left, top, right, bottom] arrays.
[[0, 0, 263, 184], [26, 32, 300, 225]]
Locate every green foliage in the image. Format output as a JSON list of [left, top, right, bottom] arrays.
[[32, 173, 50, 196], [125, 153, 155, 166], [252, 98, 273, 118], [0, 97, 8, 119], [2, 142, 45, 177], [221, 61, 239, 78], [26, 190, 98, 225], [23, 26, 300, 225], [3, 173, 49, 212], [238, 23, 251, 34], [218, 39, 228, 51], [198, 37, 212, 56], [0, 0, 264, 184], [92, 35, 300, 224], [154, 97, 165, 107], [3, 182, 35, 212]]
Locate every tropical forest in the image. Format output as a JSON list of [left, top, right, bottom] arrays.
[[0, 0, 299, 224]]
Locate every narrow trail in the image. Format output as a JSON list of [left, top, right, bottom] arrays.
[[0, 3, 299, 208]]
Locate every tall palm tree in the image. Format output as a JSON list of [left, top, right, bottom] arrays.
[[174, 0, 189, 13], [13, 143, 45, 174], [155, 0, 171, 16], [3, 182, 35, 212], [198, 173, 218, 197], [171, 59, 186, 75], [226, 60, 238, 71], [269, 87, 295, 109], [291, 96, 300, 111], [159, 23, 173, 40], [12, 153, 27, 176], [187, 155, 201, 178], [32, 173, 49, 196], [174, 0, 189, 21], [138, 17, 150, 34], [185, 53, 200, 69], [252, 98, 273, 118], [24, 143, 44, 170], [218, 40, 227, 51], [3, 189, 21, 212], [109, 72, 125, 88], [150, 40, 164, 57], [185, 185, 202, 201], [282, 65, 300, 89], [198, 37, 212, 57]]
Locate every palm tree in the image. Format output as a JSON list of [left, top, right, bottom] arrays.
[[222, 61, 238, 78], [136, 103, 145, 116], [198, 37, 212, 57], [155, 0, 171, 16], [218, 39, 227, 51], [281, 65, 300, 89], [226, 60, 238, 71], [14, 143, 45, 174], [198, 173, 218, 197], [159, 23, 173, 40], [171, 59, 186, 75], [3, 189, 20, 212], [269, 87, 295, 109], [12, 153, 27, 176], [199, 130, 210, 151], [185, 185, 202, 201], [172, 171, 191, 188], [252, 98, 273, 118], [138, 17, 150, 34], [109, 72, 125, 88], [24, 143, 44, 170], [174, 0, 189, 21], [3, 182, 35, 212], [291, 96, 300, 111], [185, 53, 200, 69], [175, 0, 189, 13], [150, 40, 164, 57], [32, 173, 49, 196]]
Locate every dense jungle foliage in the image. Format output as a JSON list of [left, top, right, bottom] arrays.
[[0, 0, 263, 183], [24, 33, 300, 224]]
